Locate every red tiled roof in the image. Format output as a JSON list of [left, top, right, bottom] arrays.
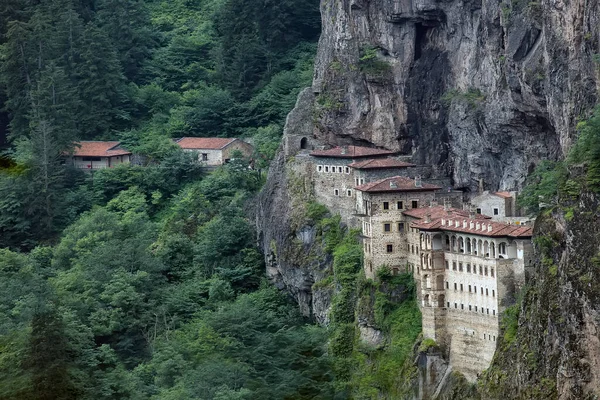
[[355, 176, 441, 193], [310, 145, 396, 158], [402, 206, 491, 220], [348, 158, 415, 169], [412, 217, 533, 238], [176, 137, 237, 150], [73, 141, 131, 157], [493, 191, 513, 199]]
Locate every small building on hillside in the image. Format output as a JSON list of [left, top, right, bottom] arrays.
[[354, 175, 443, 278], [412, 214, 533, 381], [176, 137, 253, 166], [69, 141, 131, 170]]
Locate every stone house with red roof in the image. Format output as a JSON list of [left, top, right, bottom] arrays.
[[411, 213, 533, 380], [69, 141, 131, 170], [354, 175, 444, 278], [176, 137, 253, 166], [469, 190, 526, 221]]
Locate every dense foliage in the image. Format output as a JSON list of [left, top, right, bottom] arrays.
[[0, 160, 335, 399], [519, 105, 600, 213], [0, 0, 319, 249]]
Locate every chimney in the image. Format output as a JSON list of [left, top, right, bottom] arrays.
[[487, 224, 492, 233], [390, 180, 398, 188], [463, 220, 467, 228], [441, 219, 446, 226], [425, 214, 431, 223], [468, 206, 475, 219], [341, 146, 348, 155], [476, 222, 480, 230], [430, 199, 438, 207], [415, 176, 422, 188], [443, 198, 451, 211], [470, 221, 474, 229]]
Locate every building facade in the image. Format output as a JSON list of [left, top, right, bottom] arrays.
[[354, 176, 442, 278], [310, 146, 397, 224], [412, 216, 533, 381], [176, 137, 253, 166], [69, 141, 131, 170]]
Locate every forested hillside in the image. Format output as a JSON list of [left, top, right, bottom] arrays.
[[0, 0, 319, 248], [0, 0, 334, 398]]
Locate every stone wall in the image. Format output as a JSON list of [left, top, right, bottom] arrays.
[[311, 156, 359, 225]]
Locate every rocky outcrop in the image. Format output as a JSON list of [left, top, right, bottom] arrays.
[[479, 188, 600, 399], [312, 0, 599, 191]]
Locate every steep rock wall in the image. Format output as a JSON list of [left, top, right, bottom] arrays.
[[313, 0, 599, 191], [480, 188, 600, 399]]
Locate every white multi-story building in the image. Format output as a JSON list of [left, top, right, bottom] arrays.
[[412, 215, 533, 381]]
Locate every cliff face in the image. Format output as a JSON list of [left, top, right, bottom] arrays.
[[313, 0, 599, 191], [480, 188, 600, 399], [258, 0, 600, 365]]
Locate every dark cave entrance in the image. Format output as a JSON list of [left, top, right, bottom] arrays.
[[414, 23, 429, 61]]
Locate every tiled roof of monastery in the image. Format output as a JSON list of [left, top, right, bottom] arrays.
[[176, 137, 237, 150], [73, 141, 131, 157], [310, 145, 396, 158], [355, 176, 441, 193], [348, 158, 415, 169], [402, 206, 491, 220], [412, 216, 533, 238]]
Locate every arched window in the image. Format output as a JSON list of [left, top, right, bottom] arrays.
[[300, 137, 308, 149], [438, 294, 445, 307], [424, 294, 430, 307]]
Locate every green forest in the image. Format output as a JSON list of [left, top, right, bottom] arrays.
[[0, 0, 427, 398]]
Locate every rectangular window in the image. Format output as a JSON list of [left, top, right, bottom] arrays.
[[459, 263, 463, 272], [487, 308, 489, 315], [454, 283, 457, 290], [338, 166, 343, 173], [397, 201, 404, 209], [386, 244, 393, 253], [334, 189, 339, 196], [474, 286, 477, 293], [467, 264, 471, 273], [469, 305, 472, 311], [493, 208, 499, 215], [479, 265, 483, 275], [493, 310, 496, 315], [383, 202, 390, 210], [485, 267, 488, 276], [445, 261, 449, 270], [398, 222, 405, 232], [445, 281, 449, 289], [447, 302, 450, 308], [475, 306, 478, 312], [454, 303, 457, 309], [452, 262, 457, 271], [324, 166, 329, 172], [384, 223, 391, 232], [469, 285, 472, 292], [411, 200, 419, 209], [491, 268, 495, 277], [460, 284, 463, 291], [492, 290, 495, 297], [360, 178, 365, 185], [318, 165, 323, 172], [201, 153, 209, 161], [461, 304, 464, 310], [481, 287, 484, 295], [345, 167, 350, 173], [347, 189, 352, 197], [476, 208, 482, 214], [486, 288, 489, 296]]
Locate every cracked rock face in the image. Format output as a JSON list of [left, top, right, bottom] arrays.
[[313, 0, 599, 191]]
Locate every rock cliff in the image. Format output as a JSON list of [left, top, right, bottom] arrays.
[[313, 0, 599, 191]]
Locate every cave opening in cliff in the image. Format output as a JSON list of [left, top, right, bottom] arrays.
[[414, 23, 429, 61]]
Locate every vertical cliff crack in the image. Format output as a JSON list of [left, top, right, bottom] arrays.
[[414, 23, 430, 61]]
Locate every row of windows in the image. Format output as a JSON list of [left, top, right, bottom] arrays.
[[354, 178, 365, 186], [447, 302, 497, 316], [333, 189, 353, 197], [446, 282, 496, 297], [383, 222, 406, 233], [317, 165, 350, 174], [446, 261, 495, 277], [382, 200, 419, 210]]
